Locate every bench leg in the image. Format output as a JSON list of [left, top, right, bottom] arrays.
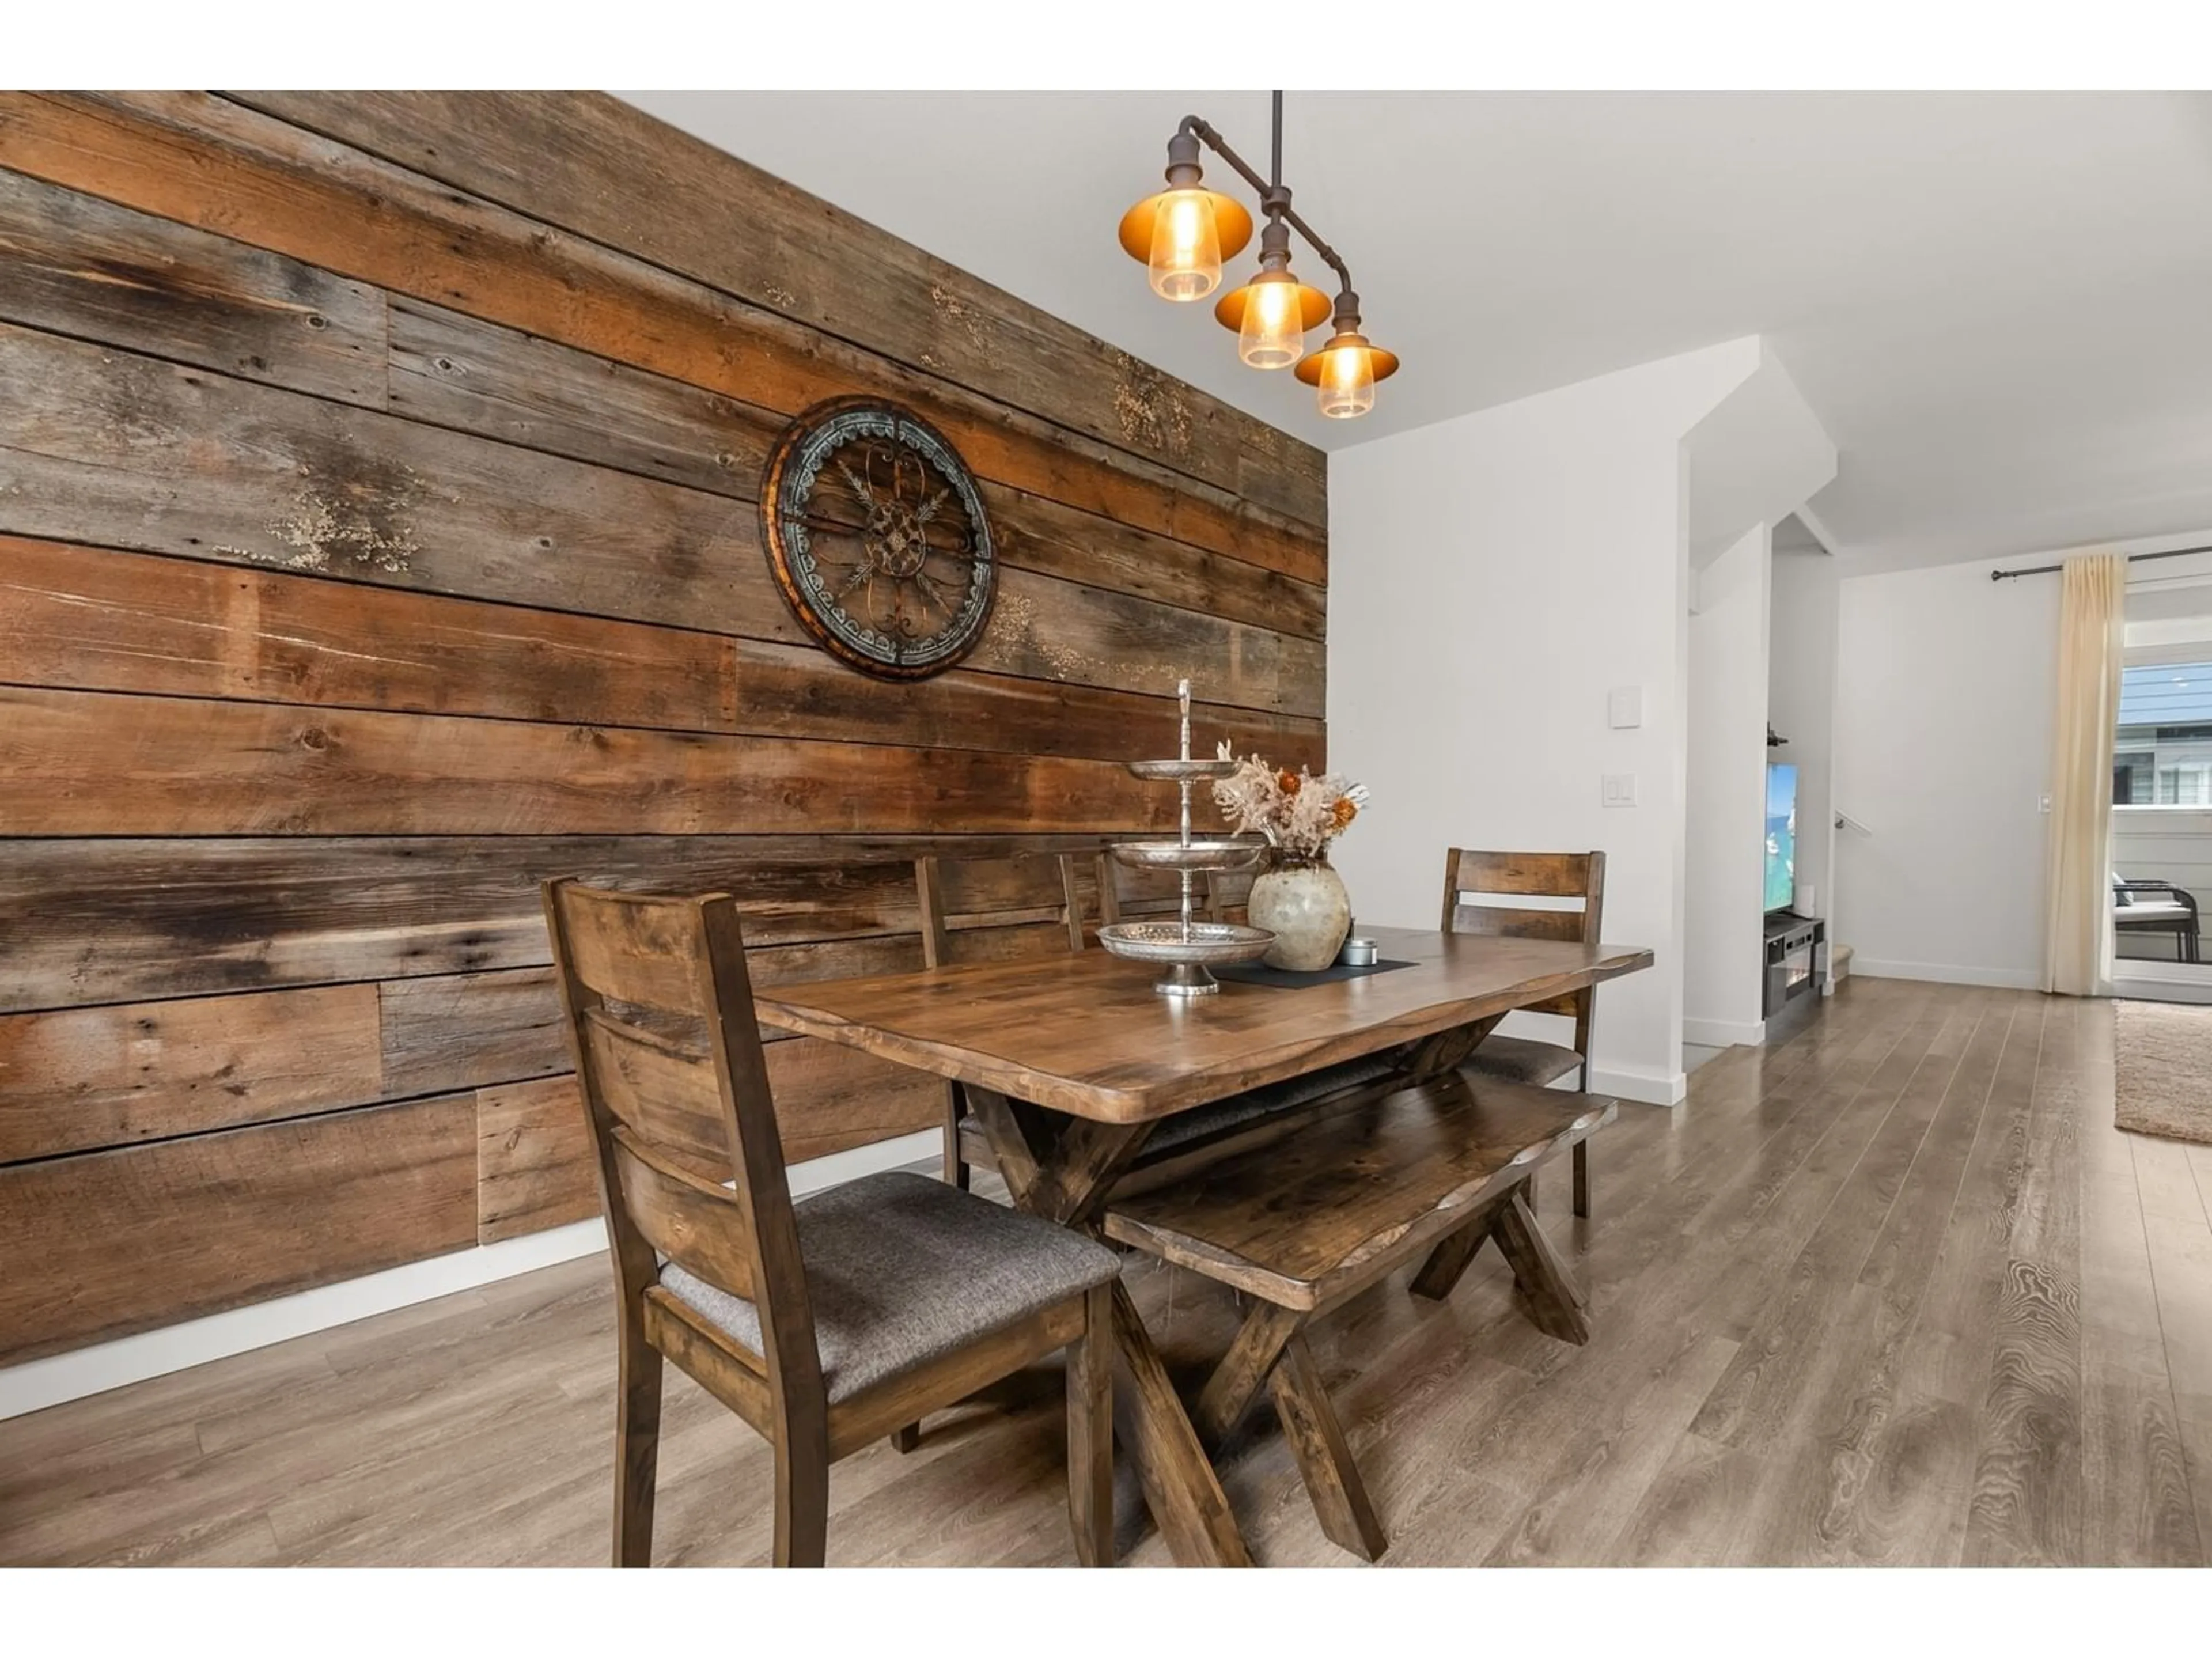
[[888, 1422, 922, 1454], [1269, 1334, 1387, 1562], [1410, 1217, 1491, 1301], [1408, 1188, 1512, 1302], [1573, 1140, 1591, 1219], [1194, 1300, 1302, 1448], [1491, 1188, 1592, 1344]]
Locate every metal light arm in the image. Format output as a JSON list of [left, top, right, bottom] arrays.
[[1175, 105, 1355, 299]]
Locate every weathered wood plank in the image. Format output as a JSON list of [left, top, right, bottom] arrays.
[[0, 1094, 477, 1363], [387, 298, 1327, 639], [0, 982, 382, 1164], [0, 165, 385, 408], [0, 536, 1330, 756], [762, 1039, 945, 1163], [0, 835, 1137, 1013], [0, 323, 1323, 715], [0, 685, 1177, 836], [475, 1075, 599, 1245], [380, 967, 568, 1100], [227, 90, 1329, 531], [0, 92, 1325, 588]]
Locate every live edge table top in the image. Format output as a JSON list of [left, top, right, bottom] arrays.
[[753, 925, 1654, 1124]]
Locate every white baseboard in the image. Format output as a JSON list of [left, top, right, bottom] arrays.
[[0, 1130, 936, 1423], [1588, 1063, 1688, 1107], [1682, 1016, 1767, 1048], [1850, 959, 2042, 991], [2111, 971, 2212, 1006]]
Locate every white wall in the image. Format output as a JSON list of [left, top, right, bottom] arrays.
[[1330, 339, 1762, 1105], [1832, 559, 2056, 987], [1770, 546, 1841, 925], [1683, 524, 1774, 1044]]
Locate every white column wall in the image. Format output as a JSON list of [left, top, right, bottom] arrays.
[[1327, 340, 1761, 1105], [1684, 524, 1774, 1045]]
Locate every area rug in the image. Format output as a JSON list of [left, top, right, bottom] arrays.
[[2113, 999, 2212, 1145]]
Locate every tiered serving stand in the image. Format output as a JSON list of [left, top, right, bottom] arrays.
[[1096, 680, 1274, 997]]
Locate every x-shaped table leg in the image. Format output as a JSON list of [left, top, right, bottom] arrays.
[[967, 1086, 1255, 1569]]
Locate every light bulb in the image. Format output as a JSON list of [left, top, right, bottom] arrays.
[[1316, 340, 1375, 418], [1147, 189, 1222, 301], [1238, 274, 1305, 369]]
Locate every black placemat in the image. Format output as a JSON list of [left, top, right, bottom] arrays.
[[1211, 958, 1419, 988]]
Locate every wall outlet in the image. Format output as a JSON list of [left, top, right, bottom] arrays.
[[1602, 773, 1638, 808], [1607, 686, 1643, 729]]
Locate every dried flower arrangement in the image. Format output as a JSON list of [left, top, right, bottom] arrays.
[[1211, 744, 1372, 860]]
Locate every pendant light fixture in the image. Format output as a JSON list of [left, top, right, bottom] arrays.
[[1117, 128, 1253, 302], [1117, 92, 1396, 418], [1295, 290, 1399, 418], [1213, 199, 1329, 369]]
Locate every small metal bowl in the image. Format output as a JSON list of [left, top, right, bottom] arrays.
[[1107, 839, 1267, 873], [1124, 757, 1238, 782], [1337, 937, 1380, 968], [1096, 920, 1275, 965]]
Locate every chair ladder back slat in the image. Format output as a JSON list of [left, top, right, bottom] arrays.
[[579, 1006, 734, 1183], [609, 1127, 755, 1300], [1447, 903, 1588, 942]]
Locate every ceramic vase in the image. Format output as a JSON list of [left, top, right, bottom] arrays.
[[1247, 850, 1351, 972]]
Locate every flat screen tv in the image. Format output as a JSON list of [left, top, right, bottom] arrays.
[[1765, 762, 1798, 914]]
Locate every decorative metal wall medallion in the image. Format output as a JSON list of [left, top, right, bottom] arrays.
[[759, 398, 997, 680]]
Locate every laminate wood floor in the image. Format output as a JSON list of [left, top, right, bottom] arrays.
[[3, 979, 2207, 1566]]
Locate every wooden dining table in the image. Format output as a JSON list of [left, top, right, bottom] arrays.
[[754, 922, 1654, 1566]]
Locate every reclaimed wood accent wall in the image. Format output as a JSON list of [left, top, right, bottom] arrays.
[[0, 92, 1327, 1365]]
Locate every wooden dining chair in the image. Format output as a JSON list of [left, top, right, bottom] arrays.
[[1440, 849, 1607, 1219], [542, 878, 1121, 1567], [917, 851, 1094, 1191]]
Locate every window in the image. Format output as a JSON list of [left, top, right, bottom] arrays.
[[2112, 662, 2212, 805]]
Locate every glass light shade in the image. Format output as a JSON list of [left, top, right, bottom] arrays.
[[1238, 274, 1307, 369], [1315, 341, 1376, 418], [1147, 189, 1222, 301]]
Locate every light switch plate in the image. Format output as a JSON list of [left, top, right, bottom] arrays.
[[1602, 773, 1638, 808], [1607, 687, 1643, 729]]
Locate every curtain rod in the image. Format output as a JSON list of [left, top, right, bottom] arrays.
[[1990, 543, 2212, 582]]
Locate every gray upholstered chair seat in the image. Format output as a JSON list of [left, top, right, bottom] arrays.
[[658, 1170, 1119, 1404], [1143, 1052, 1403, 1157], [1461, 1034, 1583, 1089]]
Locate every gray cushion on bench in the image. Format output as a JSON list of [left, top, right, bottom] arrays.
[[1143, 1052, 1403, 1157], [658, 1169, 1119, 1403], [1461, 1034, 1583, 1089]]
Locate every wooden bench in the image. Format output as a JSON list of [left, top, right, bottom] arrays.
[[1101, 1071, 1616, 1560]]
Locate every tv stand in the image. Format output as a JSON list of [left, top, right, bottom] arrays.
[[1763, 912, 1825, 1039]]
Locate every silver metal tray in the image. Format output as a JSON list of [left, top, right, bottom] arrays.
[[1125, 757, 1237, 782], [1097, 920, 1275, 966], [1107, 839, 1267, 873]]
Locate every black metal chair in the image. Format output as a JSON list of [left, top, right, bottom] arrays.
[[2114, 877, 2202, 964]]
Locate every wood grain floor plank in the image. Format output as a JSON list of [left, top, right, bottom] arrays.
[[2133, 1126, 2212, 1552], [2071, 1003, 2202, 1565], [1963, 999, 2085, 1565]]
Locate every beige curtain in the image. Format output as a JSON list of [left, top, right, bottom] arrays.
[[2043, 552, 2127, 995]]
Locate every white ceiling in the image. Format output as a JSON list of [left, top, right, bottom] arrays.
[[623, 91, 2212, 574]]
